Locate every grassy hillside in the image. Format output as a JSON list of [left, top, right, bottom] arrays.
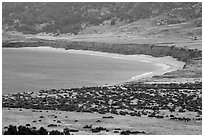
[[2, 2, 201, 34]]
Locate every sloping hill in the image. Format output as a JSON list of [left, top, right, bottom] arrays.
[[2, 2, 201, 34]]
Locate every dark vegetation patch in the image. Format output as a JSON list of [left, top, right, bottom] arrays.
[[3, 125, 78, 135], [90, 126, 107, 133], [47, 124, 57, 127], [102, 116, 114, 119], [83, 125, 92, 129], [3, 3, 201, 34], [3, 82, 202, 122], [120, 130, 146, 135], [4, 125, 49, 135], [4, 125, 148, 135]]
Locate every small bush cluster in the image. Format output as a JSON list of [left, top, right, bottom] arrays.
[[3, 125, 71, 135]]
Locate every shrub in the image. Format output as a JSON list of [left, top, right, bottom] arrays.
[[49, 130, 63, 135], [38, 127, 48, 135], [4, 125, 18, 135]]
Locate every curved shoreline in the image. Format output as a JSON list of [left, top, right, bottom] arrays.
[[3, 47, 201, 135], [14, 46, 185, 82]]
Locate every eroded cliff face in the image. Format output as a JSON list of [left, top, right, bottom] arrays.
[[3, 40, 201, 61]]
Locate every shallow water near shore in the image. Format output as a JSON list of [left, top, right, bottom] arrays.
[[3, 47, 165, 95]]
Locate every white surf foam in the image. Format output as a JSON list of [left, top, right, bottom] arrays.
[[130, 72, 153, 80]]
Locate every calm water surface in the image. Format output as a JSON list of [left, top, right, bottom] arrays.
[[2, 48, 159, 95]]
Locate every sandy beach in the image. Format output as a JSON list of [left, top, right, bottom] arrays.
[[19, 46, 185, 82]]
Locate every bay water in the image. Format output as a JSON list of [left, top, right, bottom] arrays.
[[2, 48, 159, 95]]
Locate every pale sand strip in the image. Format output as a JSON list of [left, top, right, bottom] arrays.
[[17, 46, 185, 82]]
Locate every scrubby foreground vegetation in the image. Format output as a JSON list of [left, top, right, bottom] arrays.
[[3, 82, 202, 121], [4, 125, 74, 135], [3, 124, 147, 135]]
